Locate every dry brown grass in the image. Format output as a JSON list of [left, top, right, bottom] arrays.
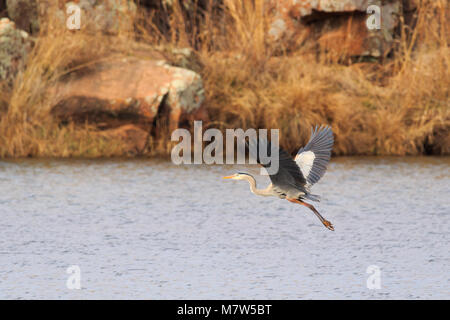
[[0, 0, 448, 157], [0, 2, 136, 157], [191, 0, 449, 156]]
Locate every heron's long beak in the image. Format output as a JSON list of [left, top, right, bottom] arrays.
[[223, 175, 234, 179]]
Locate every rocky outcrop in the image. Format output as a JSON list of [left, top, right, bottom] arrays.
[[0, 17, 30, 85], [268, 0, 403, 59], [1, 1, 207, 154], [5, 0, 136, 34], [5, 0, 39, 33], [50, 56, 206, 152]]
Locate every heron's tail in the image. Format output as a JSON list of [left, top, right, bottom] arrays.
[[305, 193, 321, 202]]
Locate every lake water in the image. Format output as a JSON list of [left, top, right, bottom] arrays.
[[0, 157, 448, 299]]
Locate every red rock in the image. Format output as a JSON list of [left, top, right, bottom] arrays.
[[0, 1, 6, 17], [51, 56, 205, 143], [268, 0, 403, 59]]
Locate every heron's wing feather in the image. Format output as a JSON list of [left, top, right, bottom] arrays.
[[295, 125, 334, 186], [247, 137, 307, 192]]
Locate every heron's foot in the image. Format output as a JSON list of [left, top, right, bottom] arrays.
[[323, 219, 334, 231]]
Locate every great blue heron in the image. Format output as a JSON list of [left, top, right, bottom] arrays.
[[223, 125, 335, 231]]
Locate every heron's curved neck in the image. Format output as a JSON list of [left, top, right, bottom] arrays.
[[242, 174, 272, 196]]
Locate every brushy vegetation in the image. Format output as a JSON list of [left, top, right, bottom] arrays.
[[0, 3, 134, 157], [0, 0, 448, 158]]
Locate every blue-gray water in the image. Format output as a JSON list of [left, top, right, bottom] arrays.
[[0, 157, 449, 299]]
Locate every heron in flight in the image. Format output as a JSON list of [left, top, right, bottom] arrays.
[[223, 125, 335, 231]]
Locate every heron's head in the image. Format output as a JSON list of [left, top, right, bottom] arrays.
[[223, 172, 251, 181]]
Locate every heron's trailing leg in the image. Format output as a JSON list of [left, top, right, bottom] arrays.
[[287, 198, 334, 231]]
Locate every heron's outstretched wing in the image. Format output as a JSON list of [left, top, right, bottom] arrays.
[[295, 125, 334, 186], [247, 137, 307, 193]]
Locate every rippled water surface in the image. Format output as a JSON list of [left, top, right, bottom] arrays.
[[0, 157, 449, 299]]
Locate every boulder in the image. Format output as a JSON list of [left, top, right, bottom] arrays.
[[51, 56, 205, 140], [6, 0, 39, 33], [68, 0, 137, 33], [6, 0, 136, 34], [268, 0, 403, 59], [0, 18, 31, 85]]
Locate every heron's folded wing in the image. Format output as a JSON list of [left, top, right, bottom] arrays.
[[295, 125, 334, 186]]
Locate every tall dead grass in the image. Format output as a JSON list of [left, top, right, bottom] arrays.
[[0, 0, 448, 157], [0, 2, 136, 157], [149, 0, 449, 155]]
